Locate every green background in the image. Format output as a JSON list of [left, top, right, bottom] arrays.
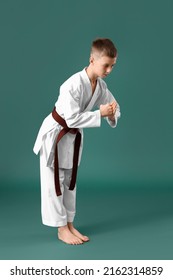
[[0, 0, 173, 259]]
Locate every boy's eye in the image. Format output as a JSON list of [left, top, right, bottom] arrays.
[[103, 64, 114, 68]]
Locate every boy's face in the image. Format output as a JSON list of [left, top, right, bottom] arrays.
[[90, 53, 117, 78]]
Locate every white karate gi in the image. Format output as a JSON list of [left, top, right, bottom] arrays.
[[33, 68, 120, 227]]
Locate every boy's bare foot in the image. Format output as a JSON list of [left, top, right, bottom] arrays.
[[68, 222, 90, 242], [58, 225, 83, 245]]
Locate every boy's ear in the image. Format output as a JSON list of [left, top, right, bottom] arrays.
[[89, 54, 94, 64]]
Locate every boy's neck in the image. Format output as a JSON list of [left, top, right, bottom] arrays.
[[86, 65, 97, 84]]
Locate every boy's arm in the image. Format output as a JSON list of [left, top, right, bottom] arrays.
[[107, 100, 121, 128], [97, 84, 121, 128], [57, 87, 101, 128], [56, 81, 120, 129]]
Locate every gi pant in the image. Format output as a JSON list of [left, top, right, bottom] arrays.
[[40, 142, 76, 227]]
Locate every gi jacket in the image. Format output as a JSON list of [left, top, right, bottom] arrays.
[[33, 68, 120, 169]]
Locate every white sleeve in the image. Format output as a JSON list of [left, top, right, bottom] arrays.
[[105, 88, 121, 128], [97, 82, 121, 128], [57, 86, 101, 129]]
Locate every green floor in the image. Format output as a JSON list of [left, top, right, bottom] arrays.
[[1, 181, 173, 260]]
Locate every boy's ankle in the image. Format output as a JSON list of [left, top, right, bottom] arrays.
[[58, 225, 68, 232]]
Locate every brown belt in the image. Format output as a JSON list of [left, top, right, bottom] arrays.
[[52, 107, 81, 196]]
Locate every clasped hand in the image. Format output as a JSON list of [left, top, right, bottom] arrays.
[[100, 101, 117, 119]]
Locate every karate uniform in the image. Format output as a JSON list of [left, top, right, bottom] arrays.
[[33, 68, 120, 227]]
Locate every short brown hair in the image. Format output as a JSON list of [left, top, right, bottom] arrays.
[[91, 38, 117, 58]]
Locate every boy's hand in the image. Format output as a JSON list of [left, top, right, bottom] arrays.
[[100, 101, 117, 117], [100, 103, 113, 117], [108, 101, 117, 121], [110, 101, 117, 115]]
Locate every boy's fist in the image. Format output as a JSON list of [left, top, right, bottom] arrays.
[[100, 103, 113, 117], [100, 101, 117, 117], [110, 101, 117, 115]]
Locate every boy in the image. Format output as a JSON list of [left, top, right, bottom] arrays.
[[33, 38, 120, 245]]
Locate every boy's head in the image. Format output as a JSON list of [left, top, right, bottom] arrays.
[[91, 38, 117, 58], [89, 38, 117, 78]]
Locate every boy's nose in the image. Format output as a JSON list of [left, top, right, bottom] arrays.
[[106, 67, 112, 74]]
